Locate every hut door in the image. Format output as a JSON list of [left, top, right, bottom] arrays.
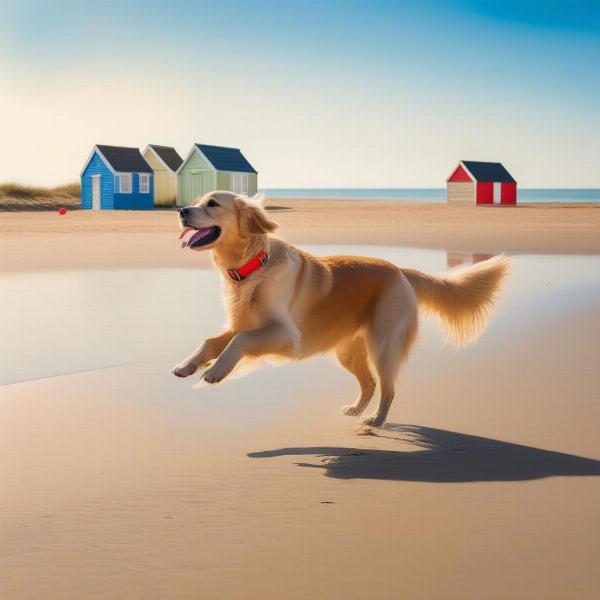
[[186, 172, 202, 204], [92, 175, 101, 209], [493, 182, 501, 205]]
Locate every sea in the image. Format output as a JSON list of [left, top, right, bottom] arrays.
[[262, 188, 600, 203]]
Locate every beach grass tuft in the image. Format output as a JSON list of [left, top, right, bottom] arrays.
[[0, 182, 81, 199], [0, 182, 81, 211]]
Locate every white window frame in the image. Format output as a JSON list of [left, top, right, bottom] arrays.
[[231, 173, 248, 195], [139, 173, 150, 194], [117, 173, 132, 194]]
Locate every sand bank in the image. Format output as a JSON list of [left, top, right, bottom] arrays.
[[1, 199, 600, 273]]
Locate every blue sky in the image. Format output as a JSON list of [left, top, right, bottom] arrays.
[[0, 0, 598, 187]]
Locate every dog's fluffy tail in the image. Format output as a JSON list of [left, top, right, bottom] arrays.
[[402, 255, 511, 346]]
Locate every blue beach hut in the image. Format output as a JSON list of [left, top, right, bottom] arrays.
[[80, 145, 154, 210]]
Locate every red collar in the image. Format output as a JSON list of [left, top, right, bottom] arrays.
[[227, 249, 269, 282]]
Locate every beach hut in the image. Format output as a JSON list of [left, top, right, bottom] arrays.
[[142, 145, 183, 207], [176, 144, 258, 207], [80, 145, 154, 210], [447, 161, 517, 205]]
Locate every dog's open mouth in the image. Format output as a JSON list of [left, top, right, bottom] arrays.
[[179, 226, 221, 248]]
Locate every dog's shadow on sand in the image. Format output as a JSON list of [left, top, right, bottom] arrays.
[[247, 424, 600, 482]]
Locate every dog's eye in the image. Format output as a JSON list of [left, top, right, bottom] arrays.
[[206, 199, 220, 208]]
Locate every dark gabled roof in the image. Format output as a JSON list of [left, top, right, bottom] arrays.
[[148, 145, 183, 172], [96, 145, 153, 173], [195, 144, 257, 174], [462, 161, 515, 183]]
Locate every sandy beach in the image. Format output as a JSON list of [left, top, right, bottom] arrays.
[[1, 199, 600, 273], [2, 200, 600, 599]]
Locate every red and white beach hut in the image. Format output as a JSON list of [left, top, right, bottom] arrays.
[[447, 161, 517, 205]]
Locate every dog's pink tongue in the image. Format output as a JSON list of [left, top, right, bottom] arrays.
[[187, 227, 213, 247], [179, 227, 195, 248], [179, 226, 213, 248], [179, 227, 194, 240]]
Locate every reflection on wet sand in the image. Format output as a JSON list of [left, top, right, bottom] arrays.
[[446, 251, 496, 269]]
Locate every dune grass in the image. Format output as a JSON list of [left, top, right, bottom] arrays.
[[0, 182, 81, 199], [0, 182, 81, 211], [52, 182, 81, 197]]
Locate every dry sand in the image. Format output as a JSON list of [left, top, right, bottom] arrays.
[[1, 199, 600, 273], [2, 200, 600, 599]]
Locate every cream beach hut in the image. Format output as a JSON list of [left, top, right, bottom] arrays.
[[142, 145, 183, 207]]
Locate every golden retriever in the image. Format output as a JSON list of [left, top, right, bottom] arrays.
[[172, 191, 510, 427]]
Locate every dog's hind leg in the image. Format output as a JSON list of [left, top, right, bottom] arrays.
[[362, 281, 418, 427], [335, 335, 376, 416]]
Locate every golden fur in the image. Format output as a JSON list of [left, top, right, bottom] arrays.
[[173, 191, 511, 426]]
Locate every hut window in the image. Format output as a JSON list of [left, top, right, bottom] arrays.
[[232, 173, 248, 195], [118, 174, 132, 193], [139, 174, 150, 193]]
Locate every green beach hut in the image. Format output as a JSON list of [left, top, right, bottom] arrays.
[[176, 143, 258, 207]]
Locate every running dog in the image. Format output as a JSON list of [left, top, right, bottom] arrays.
[[173, 191, 510, 427]]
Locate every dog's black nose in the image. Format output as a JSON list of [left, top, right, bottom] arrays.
[[179, 208, 190, 218]]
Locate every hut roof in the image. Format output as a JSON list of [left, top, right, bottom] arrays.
[[148, 145, 183, 172], [195, 144, 257, 174], [461, 161, 515, 183], [96, 145, 153, 173]]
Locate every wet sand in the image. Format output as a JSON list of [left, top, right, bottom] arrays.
[[2, 204, 600, 599]]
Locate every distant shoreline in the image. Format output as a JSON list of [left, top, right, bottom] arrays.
[[262, 188, 600, 203], [2, 184, 599, 212]]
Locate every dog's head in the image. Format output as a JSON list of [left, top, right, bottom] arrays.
[[178, 191, 277, 251]]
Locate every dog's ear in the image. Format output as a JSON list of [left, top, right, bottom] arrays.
[[238, 201, 278, 236]]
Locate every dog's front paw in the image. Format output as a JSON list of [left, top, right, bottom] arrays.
[[361, 414, 385, 427], [342, 404, 362, 417], [202, 363, 229, 384], [172, 361, 198, 378]]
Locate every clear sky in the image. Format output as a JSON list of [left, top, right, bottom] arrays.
[[0, 0, 598, 187]]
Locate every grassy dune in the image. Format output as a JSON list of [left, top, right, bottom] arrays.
[[0, 182, 81, 211]]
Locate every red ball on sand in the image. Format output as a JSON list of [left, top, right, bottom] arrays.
[[58, 207, 67, 215]]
